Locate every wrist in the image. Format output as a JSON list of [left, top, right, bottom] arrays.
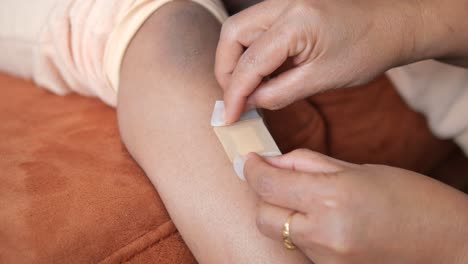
[[448, 196, 468, 264], [404, 0, 468, 64], [375, 0, 431, 68]]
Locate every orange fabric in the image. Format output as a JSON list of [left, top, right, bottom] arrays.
[[0, 73, 195, 263], [0, 73, 467, 263], [265, 76, 468, 188]]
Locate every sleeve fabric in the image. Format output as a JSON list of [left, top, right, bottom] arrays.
[[0, 0, 228, 107], [387, 60, 468, 156]]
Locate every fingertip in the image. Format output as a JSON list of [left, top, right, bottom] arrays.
[[223, 108, 236, 125], [225, 112, 238, 125], [243, 152, 262, 173], [233, 153, 264, 181], [232, 153, 259, 182], [222, 96, 234, 125], [223, 95, 246, 124]]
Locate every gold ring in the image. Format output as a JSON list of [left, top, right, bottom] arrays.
[[282, 212, 297, 250]]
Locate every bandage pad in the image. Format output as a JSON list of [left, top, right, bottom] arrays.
[[211, 101, 281, 161]]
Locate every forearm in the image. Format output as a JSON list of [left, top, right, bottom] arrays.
[[116, 2, 310, 263]]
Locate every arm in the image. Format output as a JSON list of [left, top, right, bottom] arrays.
[[414, 0, 468, 67], [241, 150, 468, 264], [116, 1, 311, 263], [214, 0, 468, 123]]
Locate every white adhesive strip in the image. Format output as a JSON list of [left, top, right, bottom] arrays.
[[211, 101, 260, 127]]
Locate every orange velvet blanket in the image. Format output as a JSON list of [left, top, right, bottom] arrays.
[[1, 73, 466, 263]]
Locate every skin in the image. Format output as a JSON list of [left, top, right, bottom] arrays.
[[242, 150, 468, 264], [115, 0, 468, 262], [117, 1, 310, 263], [215, 0, 468, 262], [215, 0, 468, 123]]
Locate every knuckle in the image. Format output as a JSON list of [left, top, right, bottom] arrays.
[[220, 17, 238, 40], [257, 93, 286, 110], [290, 148, 312, 157], [255, 174, 275, 200], [318, 176, 349, 208], [292, 0, 323, 17], [302, 211, 356, 257], [291, 0, 309, 13], [290, 149, 326, 163], [239, 51, 259, 69], [328, 227, 354, 256], [296, 215, 319, 246], [288, 185, 307, 205], [329, 181, 352, 206], [274, 26, 294, 42], [255, 211, 271, 235], [322, 208, 356, 255], [255, 219, 269, 236], [289, 173, 313, 204], [265, 101, 285, 111], [314, 215, 354, 256]]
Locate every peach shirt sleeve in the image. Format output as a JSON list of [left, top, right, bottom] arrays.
[[0, 0, 227, 107]]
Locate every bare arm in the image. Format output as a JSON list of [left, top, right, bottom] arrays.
[[117, 1, 311, 263]]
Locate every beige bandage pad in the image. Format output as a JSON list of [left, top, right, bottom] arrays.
[[211, 101, 281, 161]]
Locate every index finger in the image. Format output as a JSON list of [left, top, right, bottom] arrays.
[[215, 0, 287, 90], [223, 27, 292, 123]]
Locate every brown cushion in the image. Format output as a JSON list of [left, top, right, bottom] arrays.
[[266, 76, 464, 174], [0, 73, 196, 263], [1, 73, 467, 263]]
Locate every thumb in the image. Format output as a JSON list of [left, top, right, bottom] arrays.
[[246, 66, 315, 110], [264, 149, 351, 174], [248, 56, 337, 111]]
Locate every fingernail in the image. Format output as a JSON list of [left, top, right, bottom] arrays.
[[233, 155, 247, 181]]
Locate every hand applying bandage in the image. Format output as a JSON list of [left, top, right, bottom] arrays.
[[213, 0, 468, 262], [214, 0, 468, 124], [233, 150, 468, 264]]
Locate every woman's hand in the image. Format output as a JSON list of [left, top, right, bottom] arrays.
[[235, 150, 468, 263], [215, 0, 468, 124], [215, 0, 425, 123]]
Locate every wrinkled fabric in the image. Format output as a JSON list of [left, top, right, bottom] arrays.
[[0, 0, 227, 106], [1, 73, 467, 263], [387, 61, 468, 156]]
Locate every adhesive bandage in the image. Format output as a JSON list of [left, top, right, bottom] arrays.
[[211, 101, 281, 162]]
